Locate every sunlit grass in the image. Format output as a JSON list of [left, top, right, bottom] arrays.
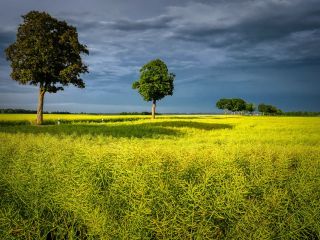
[[0, 114, 319, 239]]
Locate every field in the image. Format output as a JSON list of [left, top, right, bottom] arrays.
[[0, 114, 319, 239]]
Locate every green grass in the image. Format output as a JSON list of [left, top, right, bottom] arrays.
[[0, 114, 319, 239]]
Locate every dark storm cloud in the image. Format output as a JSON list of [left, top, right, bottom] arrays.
[[71, 0, 320, 70], [164, 0, 320, 64], [108, 15, 174, 31]]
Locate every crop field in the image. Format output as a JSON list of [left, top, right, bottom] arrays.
[[0, 114, 319, 239]]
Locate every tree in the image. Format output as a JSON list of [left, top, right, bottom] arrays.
[[132, 59, 175, 119], [258, 103, 282, 115], [230, 98, 246, 113], [216, 98, 231, 114], [245, 103, 256, 114], [258, 103, 267, 114], [5, 11, 89, 124], [216, 98, 247, 114]]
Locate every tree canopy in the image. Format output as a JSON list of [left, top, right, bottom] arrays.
[[216, 98, 231, 111], [132, 59, 175, 118], [258, 103, 282, 115], [216, 98, 248, 113], [245, 103, 256, 113], [5, 11, 89, 124], [132, 59, 175, 102]]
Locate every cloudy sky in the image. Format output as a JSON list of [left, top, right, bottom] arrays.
[[0, 0, 320, 113]]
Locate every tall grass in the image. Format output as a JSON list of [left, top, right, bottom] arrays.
[[0, 115, 319, 239]]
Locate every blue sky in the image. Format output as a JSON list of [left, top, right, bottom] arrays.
[[0, 0, 320, 113]]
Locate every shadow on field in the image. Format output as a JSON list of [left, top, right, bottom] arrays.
[[149, 121, 233, 130], [0, 121, 233, 138]]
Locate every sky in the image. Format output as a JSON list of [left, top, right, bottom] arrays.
[[0, 0, 320, 113]]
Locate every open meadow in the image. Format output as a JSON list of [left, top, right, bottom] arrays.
[[0, 114, 319, 239]]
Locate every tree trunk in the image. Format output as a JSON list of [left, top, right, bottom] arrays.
[[36, 88, 45, 125], [151, 99, 156, 119]]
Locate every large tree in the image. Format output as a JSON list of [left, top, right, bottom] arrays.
[[132, 59, 175, 119], [5, 11, 89, 124]]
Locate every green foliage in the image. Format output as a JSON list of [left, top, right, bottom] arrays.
[[258, 104, 267, 113], [5, 11, 89, 93], [0, 114, 319, 239], [216, 98, 248, 112], [216, 98, 231, 111], [132, 59, 175, 102], [0, 108, 38, 114], [231, 98, 246, 112], [284, 111, 320, 116], [258, 103, 282, 115], [245, 103, 256, 113]]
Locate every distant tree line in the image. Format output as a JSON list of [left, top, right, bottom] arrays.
[[282, 111, 320, 116], [0, 109, 71, 114], [216, 98, 285, 115], [119, 112, 161, 115], [51, 111, 71, 114], [0, 109, 161, 115], [0, 109, 42, 114]]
